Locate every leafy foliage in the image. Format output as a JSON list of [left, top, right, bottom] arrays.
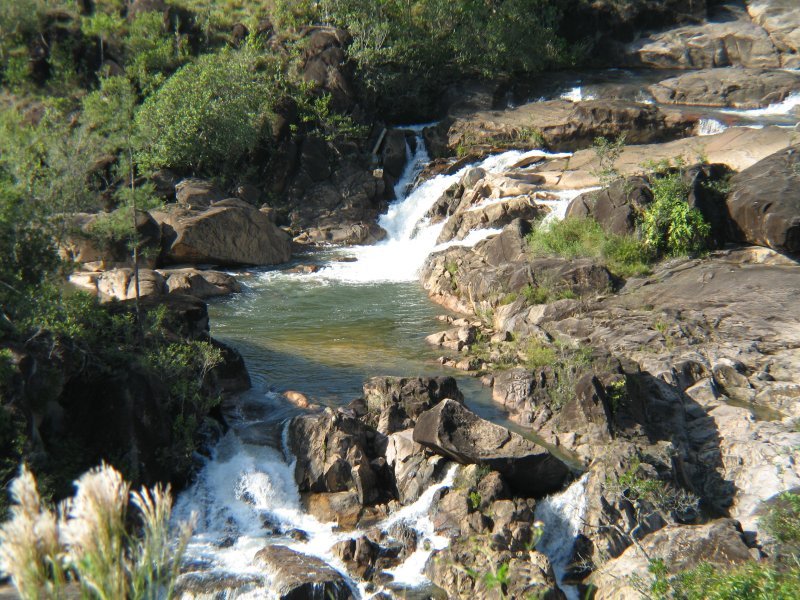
[[528, 217, 653, 278], [136, 48, 279, 174], [642, 171, 711, 256]]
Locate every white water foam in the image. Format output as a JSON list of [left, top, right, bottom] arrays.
[[720, 91, 800, 118], [535, 474, 590, 600], [313, 142, 573, 284], [561, 86, 596, 102], [697, 118, 728, 136]]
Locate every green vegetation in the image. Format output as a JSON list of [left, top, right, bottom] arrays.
[[528, 217, 654, 278], [0, 464, 193, 600], [643, 171, 711, 257], [643, 491, 800, 598], [592, 134, 626, 185]]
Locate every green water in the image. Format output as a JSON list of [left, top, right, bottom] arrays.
[[207, 265, 505, 429]]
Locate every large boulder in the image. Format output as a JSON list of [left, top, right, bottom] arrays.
[[413, 399, 571, 497], [566, 176, 653, 236], [362, 376, 463, 434], [649, 68, 800, 108], [287, 408, 384, 505], [624, 5, 781, 69], [425, 99, 697, 158], [589, 519, 753, 599], [385, 429, 446, 504], [725, 144, 800, 255], [175, 178, 226, 209], [254, 545, 354, 600], [153, 204, 291, 266], [747, 0, 800, 68]]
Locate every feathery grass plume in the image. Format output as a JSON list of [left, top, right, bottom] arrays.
[[61, 462, 130, 599], [129, 483, 195, 599], [0, 465, 67, 600], [2, 463, 193, 599]]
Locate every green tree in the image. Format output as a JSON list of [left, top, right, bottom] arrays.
[[136, 48, 278, 174]]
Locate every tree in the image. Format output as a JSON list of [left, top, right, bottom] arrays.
[[135, 48, 278, 175]]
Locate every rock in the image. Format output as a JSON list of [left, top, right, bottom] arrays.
[[436, 197, 549, 244], [303, 491, 364, 529], [381, 129, 409, 179], [59, 210, 161, 270], [283, 390, 312, 409], [624, 4, 781, 69], [747, 0, 800, 68], [331, 536, 381, 580], [161, 268, 241, 298], [288, 408, 384, 504], [725, 144, 800, 255], [71, 268, 241, 301], [385, 429, 445, 504], [566, 176, 653, 236], [254, 545, 354, 600], [532, 126, 797, 189], [175, 178, 226, 209], [301, 28, 355, 111], [425, 539, 564, 600], [427, 99, 697, 158], [590, 520, 753, 599], [362, 376, 463, 434], [413, 399, 570, 497], [649, 68, 800, 108], [304, 222, 387, 246], [153, 204, 291, 266]]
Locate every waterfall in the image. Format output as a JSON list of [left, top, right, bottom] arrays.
[[318, 132, 573, 284], [535, 474, 590, 600]]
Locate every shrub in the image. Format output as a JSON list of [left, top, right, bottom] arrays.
[[528, 217, 653, 278], [642, 171, 711, 256], [0, 464, 194, 600], [124, 11, 189, 95], [136, 48, 278, 174], [761, 492, 800, 556]]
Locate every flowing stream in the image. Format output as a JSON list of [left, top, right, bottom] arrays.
[[173, 130, 583, 598], [173, 91, 799, 597]]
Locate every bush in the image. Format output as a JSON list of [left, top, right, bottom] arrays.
[[642, 171, 711, 256], [528, 217, 653, 278], [136, 48, 278, 174]]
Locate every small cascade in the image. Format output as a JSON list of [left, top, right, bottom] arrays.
[[720, 91, 800, 118], [697, 118, 728, 136], [535, 474, 590, 600]]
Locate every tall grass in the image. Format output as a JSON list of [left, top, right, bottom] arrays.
[[0, 464, 194, 600], [527, 217, 654, 278]]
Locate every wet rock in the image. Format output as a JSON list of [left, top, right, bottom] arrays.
[[436, 197, 549, 244], [649, 68, 800, 108], [725, 144, 800, 255], [362, 376, 464, 434], [288, 408, 384, 504], [413, 399, 570, 497], [303, 491, 363, 529], [385, 429, 446, 504], [254, 545, 354, 600], [331, 536, 381, 580], [153, 204, 291, 266]]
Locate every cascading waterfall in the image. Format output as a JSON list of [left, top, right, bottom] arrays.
[[173, 131, 591, 598], [535, 474, 590, 600]]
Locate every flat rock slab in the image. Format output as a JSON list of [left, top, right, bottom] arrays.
[[649, 68, 800, 108], [413, 399, 570, 497], [254, 545, 354, 600], [532, 126, 797, 189]]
